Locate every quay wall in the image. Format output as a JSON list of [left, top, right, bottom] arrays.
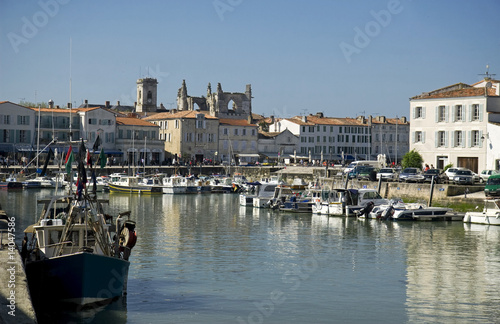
[[0, 165, 485, 204], [0, 210, 37, 323]]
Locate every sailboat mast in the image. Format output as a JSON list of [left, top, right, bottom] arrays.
[[37, 105, 41, 170], [144, 136, 146, 175]]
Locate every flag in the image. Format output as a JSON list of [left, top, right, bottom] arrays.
[[40, 148, 53, 177], [99, 148, 106, 169], [86, 149, 92, 166], [65, 145, 74, 175], [78, 160, 87, 187], [77, 139, 86, 163], [92, 135, 101, 152], [91, 170, 97, 195]]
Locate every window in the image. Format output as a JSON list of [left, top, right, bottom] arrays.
[[472, 104, 480, 121], [18, 116, 29, 125], [208, 134, 214, 142], [223, 128, 228, 135], [251, 129, 255, 136], [438, 106, 446, 122], [234, 129, 238, 136], [317, 136, 320, 142], [415, 106, 424, 119], [437, 131, 446, 147], [454, 131, 463, 147], [414, 131, 423, 143], [197, 133, 203, 142], [302, 126, 306, 132], [323, 126, 326, 132], [455, 105, 463, 121], [471, 130, 480, 147], [19, 130, 28, 143], [175, 120, 179, 128], [242, 129, 246, 136]]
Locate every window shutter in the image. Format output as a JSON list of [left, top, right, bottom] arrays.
[[445, 131, 449, 147], [467, 131, 471, 147], [422, 131, 425, 144], [468, 105, 472, 121], [450, 131, 455, 147], [26, 130, 31, 144], [412, 132, 415, 143], [462, 131, 466, 148], [479, 130, 483, 148], [445, 106, 449, 122], [413, 107, 416, 119], [17, 116, 21, 125], [479, 104, 484, 122], [451, 106, 455, 122], [435, 107, 439, 122], [422, 107, 426, 118], [435, 131, 438, 147], [9, 130, 14, 143]]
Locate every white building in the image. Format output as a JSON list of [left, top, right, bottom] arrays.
[[258, 129, 299, 162], [409, 78, 500, 172], [0, 101, 36, 157], [269, 113, 371, 162]]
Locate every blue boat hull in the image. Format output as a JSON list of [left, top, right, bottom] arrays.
[[26, 252, 130, 306]]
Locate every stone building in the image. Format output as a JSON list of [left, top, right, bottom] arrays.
[[136, 78, 158, 113], [218, 118, 259, 164], [143, 110, 219, 163], [176, 80, 252, 119]]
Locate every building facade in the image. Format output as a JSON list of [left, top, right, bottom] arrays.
[[409, 79, 500, 172]]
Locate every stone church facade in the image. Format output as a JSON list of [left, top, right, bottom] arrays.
[[176, 80, 252, 120]]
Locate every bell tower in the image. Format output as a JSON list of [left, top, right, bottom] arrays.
[[136, 78, 158, 112]]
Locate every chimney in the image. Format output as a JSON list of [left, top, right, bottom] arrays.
[[316, 112, 324, 118], [67, 102, 71, 108], [134, 102, 137, 108], [84, 99, 88, 106], [401, 116, 407, 123], [301, 116, 307, 123], [105, 100, 110, 108], [56, 105, 60, 108], [48, 99, 54, 108]]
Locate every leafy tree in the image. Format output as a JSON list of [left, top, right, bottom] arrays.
[[19, 100, 48, 108], [443, 163, 453, 172], [258, 121, 269, 132], [401, 149, 424, 169]]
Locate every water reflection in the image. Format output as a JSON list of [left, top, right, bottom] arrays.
[[1, 190, 500, 323]]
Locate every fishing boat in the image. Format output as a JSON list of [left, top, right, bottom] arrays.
[[239, 182, 277, 207], [463, 199, 500, 225], [108, 175, 162, 194], [162, 175, 187, 194], [23, 192, 137, 307]]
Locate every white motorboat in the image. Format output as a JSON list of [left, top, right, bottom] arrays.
[[463, 199, 500, 226], [239, 182, 278, 207]]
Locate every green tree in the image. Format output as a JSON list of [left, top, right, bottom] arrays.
[[401, 149, 424, 169], [19, 100, 48, 108]]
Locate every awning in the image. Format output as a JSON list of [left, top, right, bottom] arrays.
[[237, 153, 260, 158], [93, 150, 124, 155], [290, 155, 309, 159], [0, 144, 15, 152]]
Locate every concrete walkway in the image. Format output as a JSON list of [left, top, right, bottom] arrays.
[[0, 210, 37, 323]]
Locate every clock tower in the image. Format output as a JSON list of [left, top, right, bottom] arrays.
[[136, 78, 158, 112]]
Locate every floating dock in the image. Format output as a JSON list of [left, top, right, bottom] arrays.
[[0, 209, 37, 324]]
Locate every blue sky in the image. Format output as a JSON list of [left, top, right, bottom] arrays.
[[1, 0, 499, 119]]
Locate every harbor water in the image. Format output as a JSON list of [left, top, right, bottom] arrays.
[[1, 189, 500, 324]]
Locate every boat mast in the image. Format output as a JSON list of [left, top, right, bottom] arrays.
[[143, 135, 146, 175], [37, 105, 40, 170]]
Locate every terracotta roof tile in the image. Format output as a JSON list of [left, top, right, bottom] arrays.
[[219, 118, 257, 126], [116, 117, 157, 127]]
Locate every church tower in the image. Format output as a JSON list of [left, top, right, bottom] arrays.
[[136, 78, 158, 112]]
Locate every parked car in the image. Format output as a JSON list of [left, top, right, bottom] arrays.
[[480, 169, 500, 182], [485, 174, 500, 197], [357, 166, 377, 181], [452, 169, 475, 185], [376, 168, 398, 181], [398, 168, 424, 183], [444, 167, 464, 181], [422, 169, 446, 183], [349, 166, 376, 180]]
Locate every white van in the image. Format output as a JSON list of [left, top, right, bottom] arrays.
[[343, 160, 383, 174]]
